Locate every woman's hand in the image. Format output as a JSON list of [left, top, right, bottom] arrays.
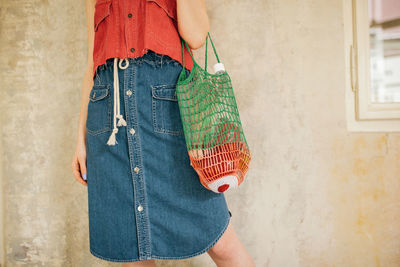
[[71, 137, 88, 186]]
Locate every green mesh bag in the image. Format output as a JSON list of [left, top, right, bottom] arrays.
[[176, 32, 252, 193]]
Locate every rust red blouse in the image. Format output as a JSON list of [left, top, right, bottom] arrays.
[[92, 0, 194, 79]]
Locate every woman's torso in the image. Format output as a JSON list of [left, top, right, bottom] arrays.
[[92, 0, 194, 79]]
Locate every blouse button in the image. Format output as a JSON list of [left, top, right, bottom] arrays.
[[129, 128, 135, 135], [128, 13, 132, 18], [134, 167, 140, 173], [137, 205, 143, 212], [126, 89, 132, 96], [130, 48, 135, 53]]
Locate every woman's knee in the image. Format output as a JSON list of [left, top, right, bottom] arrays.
[[207, 221, 235, 260], [121, 259, 156, 267]]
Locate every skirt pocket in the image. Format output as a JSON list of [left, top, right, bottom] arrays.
[[151, 83, 184, 136], [86, 85, 112, 136]]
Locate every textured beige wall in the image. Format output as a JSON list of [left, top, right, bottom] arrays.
[[1, 0, 400, 266]]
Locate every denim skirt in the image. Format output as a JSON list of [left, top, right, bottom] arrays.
[[85, 50, 232, 262]]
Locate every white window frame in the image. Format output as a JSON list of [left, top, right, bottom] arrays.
[[343, 0, 400, 132]]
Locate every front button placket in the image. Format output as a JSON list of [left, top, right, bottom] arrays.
[[125, 0, 137, 57], [122, 59, 152, 260]]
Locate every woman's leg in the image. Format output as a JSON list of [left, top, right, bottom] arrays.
[[121, 260, 156, 267], [207, 221, 255, 267]]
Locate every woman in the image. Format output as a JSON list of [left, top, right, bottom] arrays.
[[71, 0, 255, 266]]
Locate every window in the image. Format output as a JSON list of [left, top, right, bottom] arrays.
[[343, 0, 400, 131]]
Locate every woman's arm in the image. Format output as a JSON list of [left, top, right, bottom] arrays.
[[71, 0, 96, 186], [77, 0, 96, 141], [176, 0, 210, 49]]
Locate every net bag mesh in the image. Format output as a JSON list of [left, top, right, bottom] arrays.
[[176, 32, 252, 193]]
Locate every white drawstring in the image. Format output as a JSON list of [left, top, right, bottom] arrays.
[[107, 58, 130, 146]]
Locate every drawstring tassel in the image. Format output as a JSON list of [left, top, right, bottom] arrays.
[[107, 128, 119, 146], [116, 114, 127, 126]]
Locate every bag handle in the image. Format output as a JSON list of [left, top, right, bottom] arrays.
[[205, 32, 221, 73], [180, 32, 221, 76]]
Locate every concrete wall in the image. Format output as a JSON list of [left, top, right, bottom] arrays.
[[1, 0, 399, 266]]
